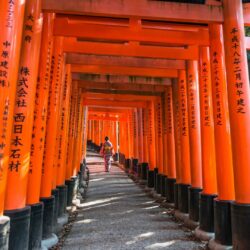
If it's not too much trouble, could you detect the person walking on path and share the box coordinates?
[100,136,114,172]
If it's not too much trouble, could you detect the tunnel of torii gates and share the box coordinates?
[2,0,250,249]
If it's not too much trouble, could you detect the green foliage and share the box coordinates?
[245,27,250,37]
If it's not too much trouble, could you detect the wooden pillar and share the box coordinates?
[72,88,82,176]
[65,83,76,181]
[187,60,203,222]
[56,64,72,186]
[197,46,218,235]
[138,108,144,162]
[133,109,139,160]
[146,101,157,188]
[0,0,26,216]
[5,0,42,209]
[223,0,250,247]
[208,23,236,247]
[148,101,156,171]
[165,86,176,203]
[128,111,134,158]
[52,57,65,190]
[177,69,191,213]
[81,106,88,162]
[172,80,182,206]
[87,120,91,141]
[40,36,64,198]
[27,13,54,205]
[155,98,164,194]
[4,0,42,248]
[142,108,149,163]
[162,93,168,177]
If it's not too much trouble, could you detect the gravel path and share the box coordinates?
[62,153,205,250]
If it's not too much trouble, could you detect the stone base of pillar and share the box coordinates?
[174,209,189,222]
[56,213,69,233]
[137,163,142,178]
[4,206,31,250]
[208,239,232,250]
[147,170,154,188]
[0,215,9,250]
[65,179,75,206]
[194,226,214,242]
[144,186,154,194]
[41,233,58,250]
[149,189,165,202]
[189,187,202,222]
[132,158,138,174]
[138,179,147,186]
[214,199,232,246]
[72,175,79,201]
[29,202,44,250]
[160,175,167,197]
[178,184,190,213]
[231,202,250,250]
[174,209,199,230]
[51,189,59,228]
[141,163,148,180]
[156,173,162,194]
[153,168,158,191]
[174,183,179,209]
[199,193,217,234]
[166,178,176,203]
[57,185,68,217]
[160,201,175,209]
[40,196,55,239]
[183,217,199,230]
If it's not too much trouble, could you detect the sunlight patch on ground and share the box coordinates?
[126,232,155,245]
[80,202,118,211]
[145,240,176,249]
[75,219,97,224]
[143,205,159,210]
[90,178,105,182]
[81,196,124,208]
[141,201,155,205]
[110,209,134,216]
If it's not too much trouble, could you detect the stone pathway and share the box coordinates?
[63,153,205,250]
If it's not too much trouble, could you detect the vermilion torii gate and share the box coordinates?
[1,0,250,250]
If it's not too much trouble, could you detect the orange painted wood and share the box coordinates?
[0,0,26,214]
[64,39,199,60]
[40,36,64,198]
[54,17,209,46]
[42,0,223,23]
[71,64,178,78]
[79,81,167,94]
[52,57,66,189]
[186,60,202,188]
[83,99,148,108]
[66,83,78,180]
[199,46,217,195]
[172,80,182,184]
[56,64,72,186]
[5,0,42,210]
[142,109,149,163]
[177,70,191,185]
[154,100,164,174]
[162,93,168,176]
[165,86,176,179]
[83,92,158,101]
[223,0,250,203]
[209,23,235,201]
[27,13,55,205]
[67,54,185,70]
[147,101,157,170]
